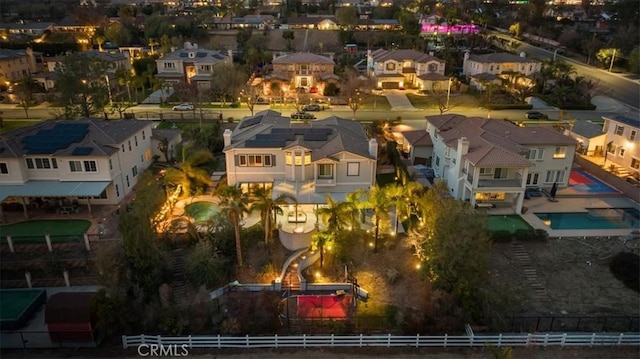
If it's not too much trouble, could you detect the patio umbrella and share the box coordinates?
[550,182,558,200]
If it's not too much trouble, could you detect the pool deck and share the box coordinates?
[521,195,639,238]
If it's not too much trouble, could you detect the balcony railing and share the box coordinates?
[477,179,523,188]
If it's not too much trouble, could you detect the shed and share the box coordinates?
[44,292,98,342]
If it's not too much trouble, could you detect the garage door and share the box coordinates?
[381,82,400,89]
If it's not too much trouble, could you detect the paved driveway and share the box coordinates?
[384,90,417,111]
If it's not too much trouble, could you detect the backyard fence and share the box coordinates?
[122,332,640,349]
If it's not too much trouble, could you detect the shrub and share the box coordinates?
[533,229,549,241]
[491,230,513,242]
[386,268,400,284]
[609,252,640,292]
[514,229,534,241]
[324,83,340,96]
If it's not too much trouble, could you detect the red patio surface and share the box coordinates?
[296,294,353,319]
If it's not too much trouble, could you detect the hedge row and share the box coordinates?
[489,104,534,110]
[491,229,549,242]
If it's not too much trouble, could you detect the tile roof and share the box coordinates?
[0,118,151,158]
[370,49,444,64]
[272,52,335,64]
[426,114,576,167]
[401,130,433,146]
[226,111,373,160]
[0,48,31,60]
[418,73,449,81]
[287,16,336,25]
[468,52,539,64]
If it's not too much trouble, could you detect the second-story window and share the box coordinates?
[163,62,176,69]
[631,130,637,141]
[427,63,437,72]
[615,125,625,135]
[385,62,396,71]
[0,163,8,175]
[553,146,567,159]
[318,164,333,178]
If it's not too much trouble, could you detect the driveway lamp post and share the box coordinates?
[552,46,565,62]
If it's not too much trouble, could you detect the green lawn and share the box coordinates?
[361,95,391,110]
[0,220,91,243]
[487,215,533,233]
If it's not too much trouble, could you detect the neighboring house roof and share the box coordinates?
[357,19,400,26]
[287,17,336,25]
[569,120,605,139]
[80,50,128,62]
[467,53,538,64]
[470,73,499,81]
[318,73,340,80]
[0,22,54,30]
[402,130,433,146]
[264,73,291,81]
[226,111,374,161]
[370,49,444,63]
[160,47,230,63]
[0,118,150,158]
[418,73,449,81]
[0,48,31,60]
[604,115,640,129]
[272,52,334,64]
[426,114,575,167]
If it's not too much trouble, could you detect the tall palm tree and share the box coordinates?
[311,231,334,268]
[163,145,213,197]
[216,185,249,267]
[344,189,366,231]
[364,185,392,253]
[316,194,352,236]
[249,187,295,245]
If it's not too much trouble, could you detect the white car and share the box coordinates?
[172,103,194,111]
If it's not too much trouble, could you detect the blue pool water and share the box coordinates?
[184,202,220,223]
[536,208,640,230]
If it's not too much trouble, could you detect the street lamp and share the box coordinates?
[553,46,566,62]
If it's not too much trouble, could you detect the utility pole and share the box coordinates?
[446,78,452,109]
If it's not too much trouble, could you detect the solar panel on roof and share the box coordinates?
[303,133,328,141]
[245,140,286,148]
[72,147,93,155]
[212,53,225,60]
[196,52,206,57]
[239,116,262,129]
[23,123,89,154]
[179,53,188,57]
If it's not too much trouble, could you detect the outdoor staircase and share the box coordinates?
[170,249,189,306]
[511,242,550,303]
[281,252,309,293]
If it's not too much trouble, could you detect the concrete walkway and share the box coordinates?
[384,90,418,111]
[141,88,174,104]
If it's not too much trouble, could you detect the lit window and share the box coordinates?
[285,152,292,165]
[553,146,566,159]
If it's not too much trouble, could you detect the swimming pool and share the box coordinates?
[535,208,639,230]
[569,170,619,193]
[184,201,220,223]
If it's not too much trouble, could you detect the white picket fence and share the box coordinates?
[122,332,640,349]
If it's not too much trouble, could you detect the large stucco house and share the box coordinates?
[462,52,541,91]
[262,52,339,97]
[0,48,43,86]
[0,119,162,213]
[367,49,448,90]
[424,114,576,214]
[223,110,377,248]
[600,115,639,179]
[155,42,233,90]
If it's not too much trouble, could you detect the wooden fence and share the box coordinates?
[122,332,640,349]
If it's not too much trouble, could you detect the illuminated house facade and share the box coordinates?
[262,52,339,96]
[155,42,233,90]
[367,49,448,90]
[425,114,576,213]
[600,115,639,179]
[462,52,541,91]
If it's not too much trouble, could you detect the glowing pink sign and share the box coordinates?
[421,24,479,35]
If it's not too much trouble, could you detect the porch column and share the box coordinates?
[87,197,92,214]
[21,197,28,218]
[515,192,524,215]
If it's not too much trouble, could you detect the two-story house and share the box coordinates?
[462,52,541,91]
[425,114,576,214]
[367,49,447,90]
[286,17,338,30]
[600,115,639,179]
[0,48,43,86]
[223,110,377,225]
[0,119,159,212]
[263,52,339,96]
[155,42,233,90]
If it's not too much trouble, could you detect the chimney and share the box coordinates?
[429,51,434,57]
[170,46,177,53]
[223,129,232,147]
[457,137,469,155]
[520,51,526,58]
[329,53,334,61]
[368,138,378,159]
[193,43,198,49]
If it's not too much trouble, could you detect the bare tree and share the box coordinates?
[340,69,366,120]
[210,63,247,107]
[239,85,260,116]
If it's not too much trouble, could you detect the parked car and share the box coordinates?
[255,97,269,104]
[172,103,194,111]
[525,111,549,120]
[303,104,322,111]
[291,111,316,120]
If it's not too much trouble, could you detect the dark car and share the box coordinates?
[255,97,269,104]
[303,104,322,111]
[526,111,549,120]
[291,111,316,120]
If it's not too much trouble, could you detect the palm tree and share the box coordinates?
[364,185,392,253]
[249,187,295,245]
[216,185,249,267]
[344,189,366,231]
[316,194,352,236]
[163,146,213,197]
[311,231,334,268]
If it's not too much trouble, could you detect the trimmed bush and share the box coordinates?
[491,230,513,242]
[609,252,640,292]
